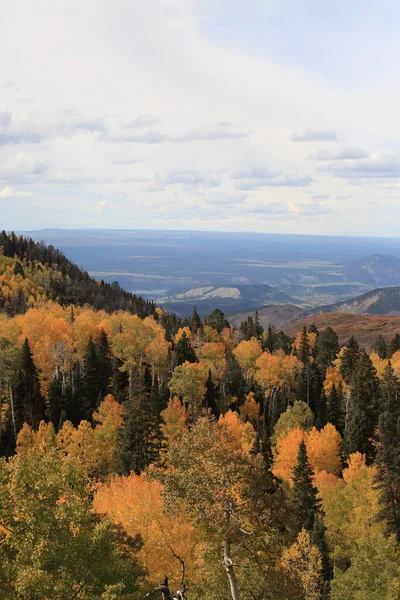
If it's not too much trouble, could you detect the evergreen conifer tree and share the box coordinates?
[111,356,129,404]
[315,326,339,372]
[340,336,361,382]
[389,333,400,357]
[96,329,112,399]
[203,369,220,417]
[292,440,320,534]
[207,308,230,333]
[298,326,311,364]
[375,362,400,541]
[327,383,344,435]
[175,331,197,365]
[345,351,380,462]
[14,338,46,434]
[117,370,161,475]
[372,335,388,359]
[190,306,202,335]
[81,336,100,420]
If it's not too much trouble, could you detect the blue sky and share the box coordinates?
[1,0,400,235]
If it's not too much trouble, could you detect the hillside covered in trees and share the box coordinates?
[1,235,400,599]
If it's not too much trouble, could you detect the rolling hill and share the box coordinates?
[311,286,400,316]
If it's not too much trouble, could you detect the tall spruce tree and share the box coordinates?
[372,335,388,359]
[117,369,161,475]
[375,362,400,541]
[389,333,400,357]
[175,331,197,365]
[81,336,100,420]
[96,329,112,399]
[298,326,311,365]
[315,326,339,372]
[345,351,380,462]
[340,336,361,382]
[191,306,202,335]
[111,356,129,404]
[203,369,220,417]
[327,383,345,435]
[292,440,320,534]
[14,338,46,434]
[207,308,230,333]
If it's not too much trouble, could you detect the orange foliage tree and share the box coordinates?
[273,424,342,485]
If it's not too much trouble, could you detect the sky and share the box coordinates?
[1,0,400,236]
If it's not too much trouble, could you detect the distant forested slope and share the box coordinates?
[0,230,157,317]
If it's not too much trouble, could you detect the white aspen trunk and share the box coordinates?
[129,366,132,402]
[8,378,16,439]
[224,537,240,600]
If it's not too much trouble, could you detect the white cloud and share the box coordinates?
[231,167,313,189]
[318,154,400,181]
[290,128,338,142]
[96,199,110,213]
[0,185,32,198]
[309,147,370,161]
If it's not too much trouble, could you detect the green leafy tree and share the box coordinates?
[0,438,144,599]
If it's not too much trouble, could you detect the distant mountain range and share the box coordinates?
[340,254,400,287]
[164,256,400,317]
[161,284,298,317]
[229,285,400,334]
[311,285,400,316]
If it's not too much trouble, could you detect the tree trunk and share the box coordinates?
[224,537,240,600]
[8,378,16,440]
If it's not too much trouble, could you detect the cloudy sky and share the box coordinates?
[1,0,400,235]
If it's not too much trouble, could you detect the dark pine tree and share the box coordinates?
[315,326,339,372]
[81,336,101,420]
[117,369,161,476]
[96,329,113,399]
[14,338,46,434]
[339,336,361,383]
[389,333,400,358]
[292,440,320,534]
[207,308,230,333]
[372,335,388,359]
[298,326,311,365]
[262,325,276,354]
[112,356,129,404]
[203,369,220,417]
[312,514,333,585]
[315,388,327,430]
[327,383,345,436]
[375,362,400,541]
[190,306,202,335]
[345,351,380,463]
[175,331,198,365]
